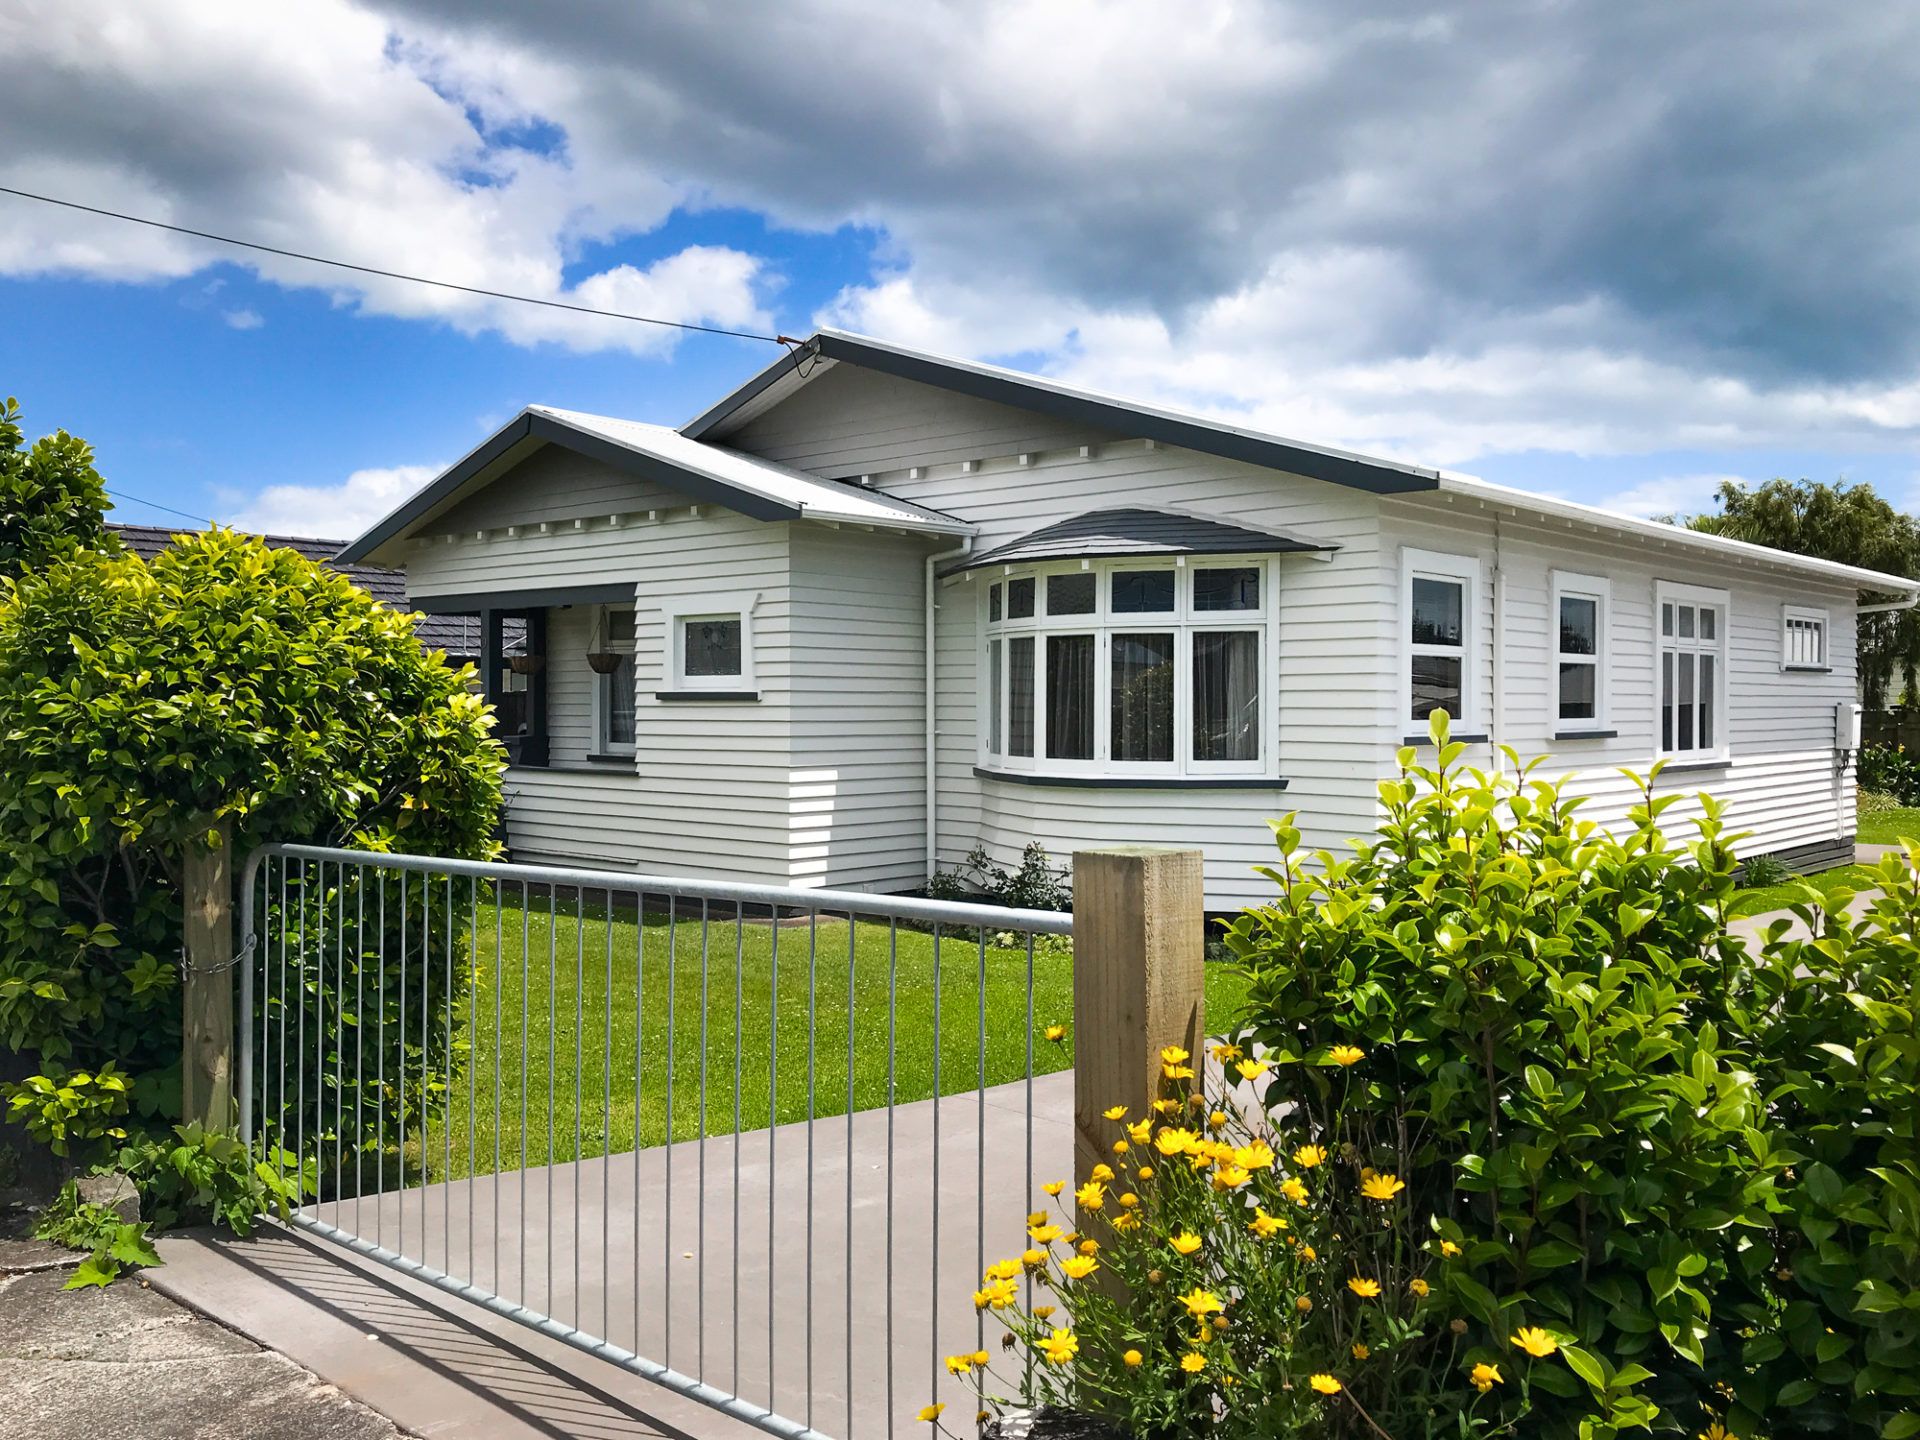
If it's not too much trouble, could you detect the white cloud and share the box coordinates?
[1594,473,1744,522]
[225,463,439,539]
[222,308,263,330]
[0,0,771,355]
[9,0,1920,467]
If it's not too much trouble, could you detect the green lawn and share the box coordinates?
[1728,863,1881,919]
[424,894,1251,1180]
[1858,791,1920,847]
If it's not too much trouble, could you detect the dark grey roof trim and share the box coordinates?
[412,583,634,614]
[337,410,802,563]
[947,507,1337,574]
[685,331,1441,498]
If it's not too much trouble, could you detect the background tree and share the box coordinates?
[0,396,117,577]
[1685,477,1920,709]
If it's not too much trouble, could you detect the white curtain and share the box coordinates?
[1193,631,1259,761]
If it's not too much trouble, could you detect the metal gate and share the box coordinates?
[239,843,1073,1439]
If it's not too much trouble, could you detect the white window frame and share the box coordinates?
[976,556,1279,781]
[662,594,759,696]
[1655,580,1730,762]
[591,604,637,756]
[1400,548,1480,736]
[1551,570,1611,736]
[1781,604,1830,672]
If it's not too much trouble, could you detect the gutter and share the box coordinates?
[1860,592,1920,615]
[925,537,974,882]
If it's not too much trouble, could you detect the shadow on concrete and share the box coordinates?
[246,1230,698,1440]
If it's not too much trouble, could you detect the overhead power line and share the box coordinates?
[106,488,216,526]
[0,185,794,345]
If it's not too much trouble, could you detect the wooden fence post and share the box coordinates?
[1072,847,1205,1220]
[182,818,235,1131]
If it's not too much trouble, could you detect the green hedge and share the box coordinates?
[0,529,503,1188]
[1222,716,1920,1439]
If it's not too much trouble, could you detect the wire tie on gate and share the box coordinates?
[179,931,258,975]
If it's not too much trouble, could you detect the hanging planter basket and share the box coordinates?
[508,654,546,676]
[586,651,624,674]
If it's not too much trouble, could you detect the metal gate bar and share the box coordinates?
[239,843,1072,1440]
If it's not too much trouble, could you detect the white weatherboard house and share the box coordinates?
[340,332,1920,908]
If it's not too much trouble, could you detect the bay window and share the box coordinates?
[1657,582,1728,759]
[980,559,1275,779]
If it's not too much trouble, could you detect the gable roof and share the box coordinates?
[338,404,973,564]
[949,507,1337,573]
[686,330,1920,597]
[683,329,1444,496]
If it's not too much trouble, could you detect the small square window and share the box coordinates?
[1783,607,1827,669]
[1006,576,1036,619]
[1047,572,1097,615]
[681,615,742,678]
[1112,570,1175,613]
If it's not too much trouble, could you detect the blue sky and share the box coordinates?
[3,2,1918,538]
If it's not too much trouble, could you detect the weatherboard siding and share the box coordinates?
[402,452,811,885]
[387,365,1859,908]
[722,361,1102,477]
[788,524,931,891]
[1377,495,1857,859]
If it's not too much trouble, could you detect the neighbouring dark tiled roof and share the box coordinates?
[946,507,1339,572]
[107,524,496,658]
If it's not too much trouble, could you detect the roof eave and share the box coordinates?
[684,330,1441,498]
[1432,475,1920,595]
[338,408,807,564]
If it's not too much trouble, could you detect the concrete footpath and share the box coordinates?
[0,1223,407,1440]
[148,1070,1078,1440]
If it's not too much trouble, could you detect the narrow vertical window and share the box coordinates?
[1552,574,1608,730]
[599,607,636,751]
[1657,588,1726,758]
[1046,633,1095,760]
[987,638,1003,754]
[1111,632,1174,762]
[1008,636,1034,757]
[1409,574,1465,721]
[1193,631,1260,761]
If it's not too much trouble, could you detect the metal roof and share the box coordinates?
[338,405,974,564]
[947,507,1338,573]
[684,329,1444,496]
[107,523,506,657]
[1427,475,1920,595]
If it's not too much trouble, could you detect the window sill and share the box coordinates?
[974,766,1288,790]
[1402,732,1490,745]
[653,689,761,702]
[1553,728,1618,740]
[1781,665,1833,674]
[1657,756,1731,774]
[584,752,635,765]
